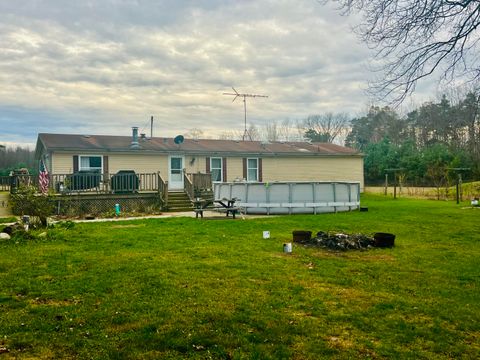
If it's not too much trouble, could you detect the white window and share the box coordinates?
[79,155,102,173]
[247,158,258,182]
[210,157,223,182]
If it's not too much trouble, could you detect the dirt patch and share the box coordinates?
[464,331,480,349]
[28,297,79,307]
[328,335,354,349]
[291,310,318,319]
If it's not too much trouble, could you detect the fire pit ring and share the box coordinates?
[292,230,312,243]
[373,233,395,248]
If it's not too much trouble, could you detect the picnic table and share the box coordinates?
[192,197,240,219]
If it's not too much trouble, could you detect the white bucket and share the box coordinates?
[283,242,292,253]
[263,231,270,239]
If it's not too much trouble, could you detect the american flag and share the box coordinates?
[39,159,49,194]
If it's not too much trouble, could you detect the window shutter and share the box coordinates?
[242,158,247,179]
[222,158,227,182]
[206,157,210,173]
[73,155,79,173]
[103,155,109,180]
[258,158,263,182]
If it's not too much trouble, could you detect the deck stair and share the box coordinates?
[166,191,194,212]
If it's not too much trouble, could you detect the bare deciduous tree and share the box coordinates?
[186,128,204,140]
[278,119,303,141]
[219,124,261,141]
[247,124,261,141]
[218,120,305,142]
[326,0,480,103]
[264,122,278,142]
[256,119,305,142]
[218,131,238,140]
[301,113,351,143]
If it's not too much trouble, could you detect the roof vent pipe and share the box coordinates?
[131,127,140,148]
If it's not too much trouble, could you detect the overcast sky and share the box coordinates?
[0,0,437,148]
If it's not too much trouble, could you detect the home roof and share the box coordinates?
[37,133,361,157]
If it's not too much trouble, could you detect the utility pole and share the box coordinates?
[223,87,268,141]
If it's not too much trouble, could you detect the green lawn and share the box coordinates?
[1,195,479,359]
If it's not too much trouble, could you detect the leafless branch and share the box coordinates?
[325,0,480,104]
[301,113,351,143]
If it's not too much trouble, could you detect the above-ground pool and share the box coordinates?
[214,181,360,215]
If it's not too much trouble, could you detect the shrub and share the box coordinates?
[9,186,55,227]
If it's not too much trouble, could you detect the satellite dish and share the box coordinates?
[174,135,184,145]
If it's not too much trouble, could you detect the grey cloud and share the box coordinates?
[0,105,84,138]
[0,1,231,34]
[0,1,436,145]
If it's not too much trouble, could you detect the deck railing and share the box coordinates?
[5,172,212,210]
[190,173,213,191]
[49,172,159,193]
[157,172,168,205]
[184,171,194,201]
[6,174,38,192]
[0,176,11,191]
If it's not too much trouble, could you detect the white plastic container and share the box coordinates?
[283,242,292,253]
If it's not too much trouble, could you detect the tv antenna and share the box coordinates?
[223,87,268,141]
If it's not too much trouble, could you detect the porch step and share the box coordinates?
[166,191,193,212]
[168,193,190,199]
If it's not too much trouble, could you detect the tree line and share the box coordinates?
[0,146,36,176]
[344,92,480,186]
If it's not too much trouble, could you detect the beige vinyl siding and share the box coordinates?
[51,152,169,176]
[108,154,168,175]
[109,154,208,175]
[224,157,244,181]
[52,153,209,178]
[262,157,364,190]
[52,153,75,174]
[184,155,207,174]
[52,153,204,176]
[218,156,363,188]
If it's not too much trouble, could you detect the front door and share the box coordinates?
[168,156,184,190]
